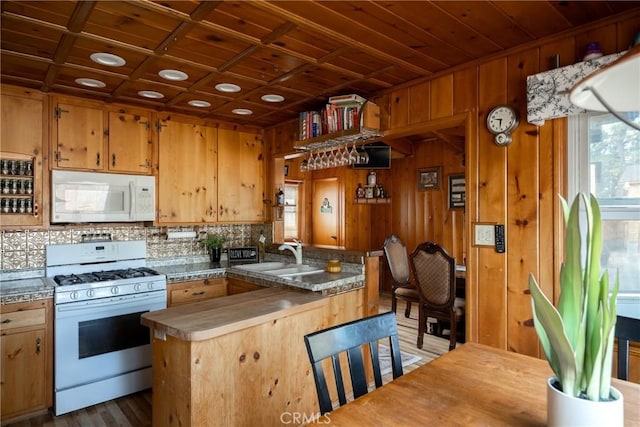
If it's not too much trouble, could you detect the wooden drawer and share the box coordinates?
[168,278,227,307]
[0,308,45,332]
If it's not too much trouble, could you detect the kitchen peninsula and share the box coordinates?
[141,252,381,427]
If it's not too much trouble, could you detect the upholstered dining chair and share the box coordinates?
[383,235,419,318]
[615,315,640,381]
[303,311,403,415]
[410,241,465,351]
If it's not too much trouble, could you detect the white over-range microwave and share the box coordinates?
[51,170,155,223]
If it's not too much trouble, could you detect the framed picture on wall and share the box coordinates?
[417,167,441,191]
[448,174,466,209]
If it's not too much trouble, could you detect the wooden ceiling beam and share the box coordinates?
[42,1,97,90]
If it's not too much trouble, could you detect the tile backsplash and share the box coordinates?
[1,223,272,273]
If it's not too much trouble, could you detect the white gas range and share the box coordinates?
[46,240,167,416]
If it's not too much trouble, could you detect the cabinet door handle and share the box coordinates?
[96,152,101,166]
[139,159,151,168]
[112,153,116,167]
[191,291,205,296]
[36,337,41,355]
[55,151,69,162]
[1,318,11,324]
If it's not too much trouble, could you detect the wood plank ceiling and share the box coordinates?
[1,1,637,128]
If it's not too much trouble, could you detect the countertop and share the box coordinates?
[141,287,327,341]
[1,256,365,304]
[0,277,53,304]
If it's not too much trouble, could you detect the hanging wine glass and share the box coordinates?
[349,143,359,165]
[300,158,308,173]
[307,152,316,171]
[327,150,336,168]
[320,151,329,169]
[359,146,370,164]
[339,146,350,166]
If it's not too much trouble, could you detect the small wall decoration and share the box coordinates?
[320,197,332,213]
[448,174,466,209]
[417,167,441,191]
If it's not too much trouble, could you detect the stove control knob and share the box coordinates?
[134,283,142,292]
[147,283,154,290]
[70,291,79,300]
[87,289,95,298]
[111,286,119,295]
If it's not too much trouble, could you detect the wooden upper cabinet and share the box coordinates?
[1,85,48,228]
[106,107,152,174]
[52,98,105,171]
[157,116,217,224]
[52,97,153,174]
[217,128,264,222]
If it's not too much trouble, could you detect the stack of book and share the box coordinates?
[298,94,367,140]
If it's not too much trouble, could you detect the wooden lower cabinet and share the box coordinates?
[227,277,265,295]
[167,278,227,307]
[150,288,367,426]
[0,299,53,423]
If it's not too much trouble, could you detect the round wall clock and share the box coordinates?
[486,105,519,146]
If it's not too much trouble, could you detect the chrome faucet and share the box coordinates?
[278,239,303,264]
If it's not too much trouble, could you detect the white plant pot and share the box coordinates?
[547,377,624,427]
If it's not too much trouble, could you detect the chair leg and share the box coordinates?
[404,301,412,318]
[391,292,397,314]
[417,305,425,349]
[448,315,457,351]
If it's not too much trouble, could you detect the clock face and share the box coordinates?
[487,105,519,134]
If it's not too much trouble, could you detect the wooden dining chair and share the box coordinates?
[615,315,640,381]
[410,242,465,351]
[303,311,403,415]
[383,235,419,318]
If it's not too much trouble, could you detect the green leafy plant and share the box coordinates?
[202,233,226,249]
[529,193,618,402]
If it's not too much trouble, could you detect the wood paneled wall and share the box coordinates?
[264,11,640,357]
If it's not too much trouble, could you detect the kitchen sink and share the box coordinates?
[263,265,325,277]
[232,262,289,272]
[233,262,324,277]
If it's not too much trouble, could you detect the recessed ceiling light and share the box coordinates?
[261,94,285,103]
[232,108,253,115]
[158,69,189,81]
[188,100,211,108]
[138,90,164,99]
[215,83,241,93]
[75,78,106,88]
[90,52,126,67]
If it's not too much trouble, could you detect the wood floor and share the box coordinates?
[4,294,450,427]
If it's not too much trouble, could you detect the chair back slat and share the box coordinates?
[615,315,640,381]
[304,312,403,414]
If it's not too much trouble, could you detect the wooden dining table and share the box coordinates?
[307,342,640,426]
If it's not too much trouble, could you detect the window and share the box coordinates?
[569,112,640,294]
[284,182,300,240]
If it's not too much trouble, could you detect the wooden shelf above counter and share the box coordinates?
[353,198,391,204]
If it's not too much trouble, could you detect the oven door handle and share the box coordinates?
[56,291,165,312]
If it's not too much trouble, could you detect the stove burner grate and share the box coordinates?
[54,267,160,286]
